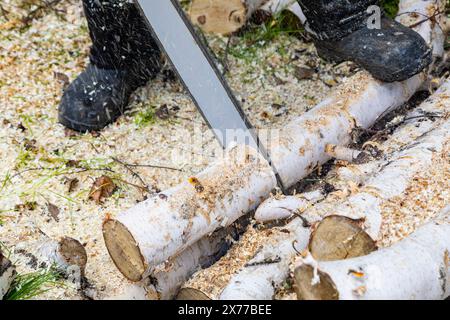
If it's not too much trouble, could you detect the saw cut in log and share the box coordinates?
[0,251,16,300]
[189,0,305,35]
[176,288,211,300]
[103,0,446,283]
[295,206,450,300]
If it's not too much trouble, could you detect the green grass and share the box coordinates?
[381,0,401,18]
[4,268,63,300]
[226,10,304,64]
[134,105,157,127]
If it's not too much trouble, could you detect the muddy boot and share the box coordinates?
[297,0,432,82]
[59,0,161,132]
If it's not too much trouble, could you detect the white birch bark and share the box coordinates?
[311,120,449,241]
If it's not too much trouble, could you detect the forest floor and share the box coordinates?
[0,0,448,300]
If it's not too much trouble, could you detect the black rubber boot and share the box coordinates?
[297,0,432,82]
[59,0,161,132]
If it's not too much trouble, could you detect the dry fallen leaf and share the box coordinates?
[155,104,170,120]
[294,66,315,80]
[89,176,116,204]
[66,177,79,193]
[47,202,60,222]
[54,71,70,89]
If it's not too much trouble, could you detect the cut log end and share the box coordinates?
[294,264,339,300]
[189,0,247,35]
[176,288,211,300]
[58,237,88,270]
[103,220,145,282]
[309,216,377,261]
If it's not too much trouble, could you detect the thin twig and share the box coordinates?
[111,157,182,172]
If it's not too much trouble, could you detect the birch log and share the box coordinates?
[147,219,248,300]
[103,0,446,282]
[189,0,305,35]
[37,237,87,274]
[0,251,16,300]
[333,79,450,188]
[256,69,450,225]
[295,206,450,300]
[107,232,229,300]
[107,219,248,300]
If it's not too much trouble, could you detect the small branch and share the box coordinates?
[110,157,182,172]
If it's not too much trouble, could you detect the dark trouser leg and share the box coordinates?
[83,0,161,83]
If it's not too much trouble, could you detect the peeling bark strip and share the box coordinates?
[325,145,370,164]
[254,189,324,222]
[103,0,446,283]
[295,206,450,300]
[0,251,16,300]
[189,0,304,35]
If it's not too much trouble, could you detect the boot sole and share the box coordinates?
[316,44,433,83]
[59,113,121,133]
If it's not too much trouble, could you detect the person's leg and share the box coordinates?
[59,0,162,132]
[297,0,432,82]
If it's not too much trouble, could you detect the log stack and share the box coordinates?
[102,0,448,300]
[179,76,449,300]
